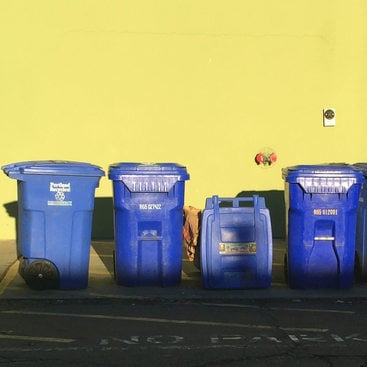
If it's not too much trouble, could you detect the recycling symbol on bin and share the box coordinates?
[54,191,65,201]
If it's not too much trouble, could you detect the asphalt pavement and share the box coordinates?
[1,239,367,301]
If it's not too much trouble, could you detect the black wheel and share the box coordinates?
[112,250,116,280]
[284,253,289,284]
[22,260,59,290]
[354,252,363,283]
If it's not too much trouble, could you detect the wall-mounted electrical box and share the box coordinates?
[323,108,336,127]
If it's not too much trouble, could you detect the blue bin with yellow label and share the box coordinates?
[108,162,189,286]
[2,161,104,290]
[200,195,272,289]
[282,164,364,289]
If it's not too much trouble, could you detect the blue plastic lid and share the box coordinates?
[108,162,189,181]
[283,164,364,180]
[282,164,364,193]
[2,160,105,179]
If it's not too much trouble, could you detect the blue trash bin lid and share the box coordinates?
[282,164,364,193]
[2,160,105,179]
[108,162,189,181]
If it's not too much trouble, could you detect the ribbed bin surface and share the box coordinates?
[108,162,189,287]
[200,195,272,289]
[2,161,104,290]
[282,164,364,289]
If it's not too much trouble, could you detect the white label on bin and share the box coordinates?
[139,203,162,210]
[47,182,72,206]
[219,242,257,255]
[49,182,71,192]
[313,208,338,216]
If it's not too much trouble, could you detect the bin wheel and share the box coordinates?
[284,253,289,284]
[22,260,59,290]
[354,252,364,283]
[112,250,116,280]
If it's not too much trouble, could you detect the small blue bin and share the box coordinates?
[200,195,273,289]
[2,161,104,290]
[353,163,367,280]
[108,162,189,286]
[282,164,364,289]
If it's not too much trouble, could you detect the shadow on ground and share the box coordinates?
[91,239,287,288]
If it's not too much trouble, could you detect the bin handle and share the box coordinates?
[210,195,260,229]
[209,196,258,209]
[314,236,335,241]
[211,195,261,244]
[211,195,259,212]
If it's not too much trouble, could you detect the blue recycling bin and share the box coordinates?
[282,164,364,289]
[354,163,367,281]
[2,161,105,290]
[108,162,189,286]
[200,195,273,289]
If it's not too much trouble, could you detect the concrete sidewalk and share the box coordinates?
[1,239,367,301]
[0,240,17,283]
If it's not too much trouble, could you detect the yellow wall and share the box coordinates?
[1,1,367,239]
